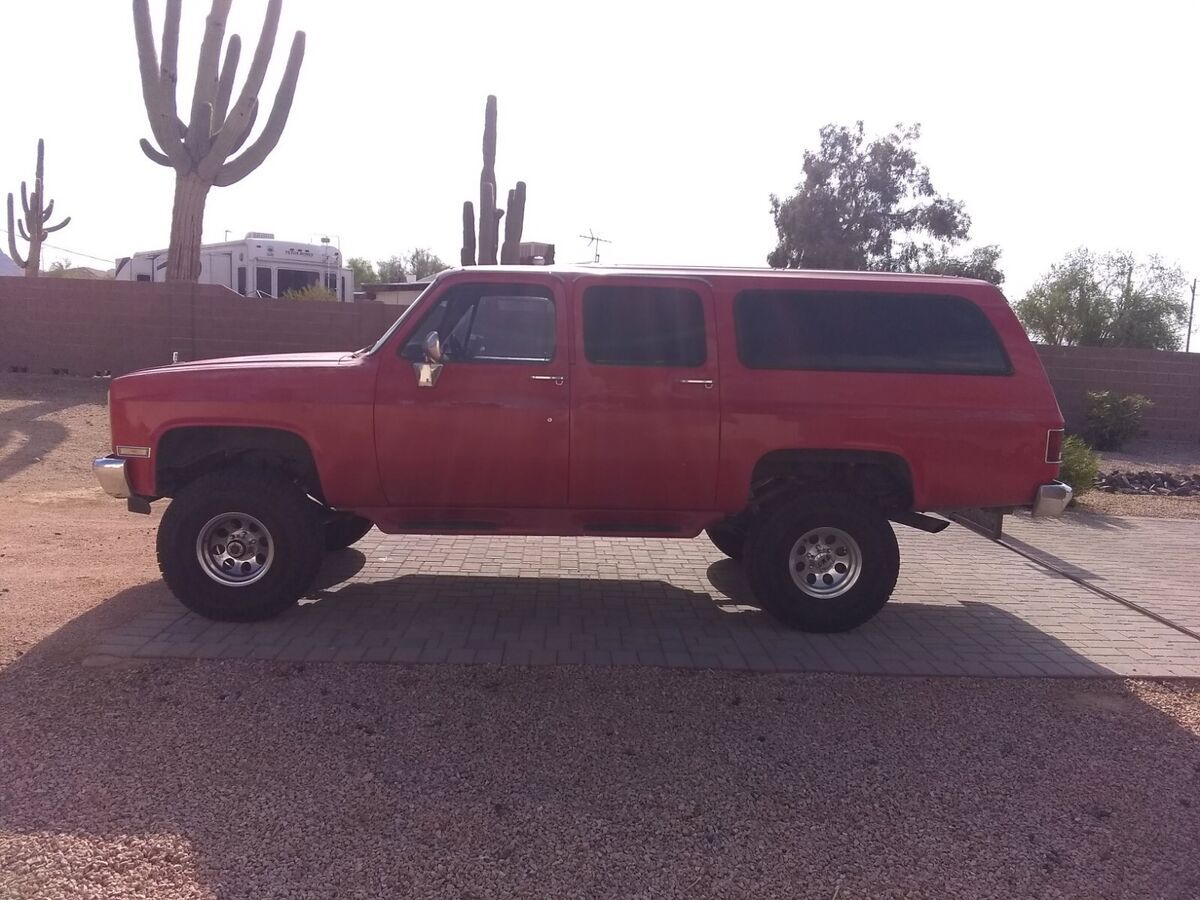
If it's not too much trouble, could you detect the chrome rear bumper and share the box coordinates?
[93,456,132,499]
[1032,481,1072,517]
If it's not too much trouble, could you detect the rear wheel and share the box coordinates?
[157,467,323,622]
[323,512,373,551]
[744,492,899,632]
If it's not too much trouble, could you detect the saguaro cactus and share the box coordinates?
[132,0,306,282]
[461,95,527,266]
[6,139,71,277]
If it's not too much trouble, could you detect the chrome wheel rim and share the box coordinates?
[788,527,862,598]
[196,512,274,587]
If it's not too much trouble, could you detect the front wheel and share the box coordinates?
[323,512,373,551]
[157,467,323,622]
[744,492,899,632]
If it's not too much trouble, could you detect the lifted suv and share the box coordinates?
[95,265,1070,631]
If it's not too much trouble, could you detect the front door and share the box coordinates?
[568,277,721,510]
[374,277,570,509]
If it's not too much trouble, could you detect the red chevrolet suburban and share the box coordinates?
[94,266,1070,632]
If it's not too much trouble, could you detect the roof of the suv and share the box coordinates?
[450,264,994,288]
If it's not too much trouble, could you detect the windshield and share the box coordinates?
[363,274,446,356]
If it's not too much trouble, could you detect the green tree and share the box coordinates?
[346,257,377,286]
[404,248,449,280]
[1015,249,1188,350]
[375,255,407,282]
[768,122,1001,281]
[917,245,1005,284]
[369,249,450,283]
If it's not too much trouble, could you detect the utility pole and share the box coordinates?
[1188,278,1196,353]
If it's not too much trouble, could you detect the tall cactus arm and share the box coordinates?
[17,220,31,242]
[34,139,45,183]
[45,216,71,234]
[213,32,305,187]
[42,199,54,221]
[19,182,30,216]
[461,201,477,266]
[213,34,242,126]
[132,0,190,170]
[186,0,234,159]
[6,195,27,269]
[228,100,259,156]
[200,0,283,178]
[160,0,181,83]
[501,181,527,265]
[480,95,497,190]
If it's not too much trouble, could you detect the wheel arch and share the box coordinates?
[748,448,916,514]
[154,425,324,501]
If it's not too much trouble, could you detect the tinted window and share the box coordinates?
[734,290,1011,375]
[278,268,318,295]
[256,267,272,295]
[237,266,247,295]
[582,286,706,367]
[402,283,555,363]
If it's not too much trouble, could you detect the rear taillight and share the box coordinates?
[1045,429,1064,464]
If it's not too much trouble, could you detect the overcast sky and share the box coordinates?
[2,0,1197,313]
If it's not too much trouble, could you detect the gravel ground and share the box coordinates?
[2,659,1199,899]
[2,373,1200,898]
[1078,439,1200,520]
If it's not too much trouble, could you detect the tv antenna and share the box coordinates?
[578,228,612,263]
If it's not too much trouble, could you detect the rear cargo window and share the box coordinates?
[582,286,706,367]
[733,290,1012,375]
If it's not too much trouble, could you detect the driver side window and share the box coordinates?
[401,283,556,364]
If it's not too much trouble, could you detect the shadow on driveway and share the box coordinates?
[78,551,1135,678]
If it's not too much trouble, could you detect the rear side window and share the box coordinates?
[734,290,1011,375]
[582,285,706,367]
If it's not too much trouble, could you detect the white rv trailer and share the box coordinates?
[115,233,355,302]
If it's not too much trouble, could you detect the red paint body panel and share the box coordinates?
[373,274,571,507]
[567,275,722,510]
[103,265,1064,535]
[108,352,383,505]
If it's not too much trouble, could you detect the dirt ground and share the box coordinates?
[2,373,1199,899]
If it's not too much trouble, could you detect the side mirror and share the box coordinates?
[424,331,443,363]
[414,330,444,388]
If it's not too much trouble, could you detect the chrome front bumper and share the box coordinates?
[93,456,132,499]
[1032,481,1072,517]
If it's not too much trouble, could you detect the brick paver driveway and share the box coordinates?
[1004,511,1200,637]
[92,514,1200,678]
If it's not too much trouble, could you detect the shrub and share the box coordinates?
[1058,435,1099,497]
[281,283,338,302]
[1082,390,1152,450]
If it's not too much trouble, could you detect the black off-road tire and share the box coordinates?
[323,513,373,551]
[157,467,323,622]
[705,521,747,561]
[744,492,899,633]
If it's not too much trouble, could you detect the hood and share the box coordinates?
[138,351,356,374]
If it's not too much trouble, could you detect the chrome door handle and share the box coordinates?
[530,375,565,385]
[679,379,714,389]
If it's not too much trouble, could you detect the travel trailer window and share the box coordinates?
[237,267,247,295]
[278,268,319,296]
[256,267,272,296]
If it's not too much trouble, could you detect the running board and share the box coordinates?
[890,511,952,534]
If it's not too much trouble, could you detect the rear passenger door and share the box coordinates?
[569,277,720,510]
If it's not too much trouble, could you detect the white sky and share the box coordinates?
[2,0,1197,308]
